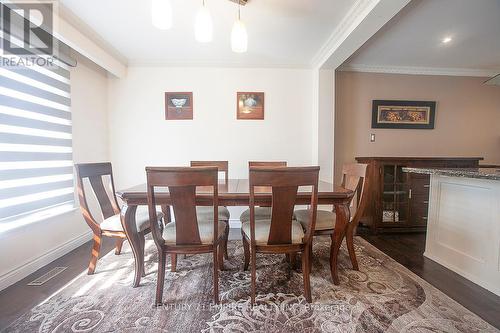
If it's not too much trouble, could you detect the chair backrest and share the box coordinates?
[75,163,120,232]
[340,163,369,224]
[190,161,228,183]
[249,161,287,168]
[146,167,219,248]
[249,166,319,245]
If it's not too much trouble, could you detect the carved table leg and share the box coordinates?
[120,204,143,287]
[138,231,146,277]
[330,202,351,285]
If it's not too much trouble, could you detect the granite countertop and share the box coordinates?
[403,167,500,181]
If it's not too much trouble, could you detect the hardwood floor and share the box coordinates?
[0,237,115,330]
[362,233,500,329]
[1,230,499,330]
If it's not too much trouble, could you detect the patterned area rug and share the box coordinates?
[5,236,498,333]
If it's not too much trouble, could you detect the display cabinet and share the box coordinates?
[355,157,483,234]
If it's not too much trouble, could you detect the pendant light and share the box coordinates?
[151,0,173,30]
[231,0,248,53]
[194,0,213,43]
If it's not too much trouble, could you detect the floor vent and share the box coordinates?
[28,267,67,286]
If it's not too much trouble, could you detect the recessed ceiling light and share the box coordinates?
[442,37,452,44]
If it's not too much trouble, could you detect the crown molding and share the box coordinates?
[57,3,127,77]
[338,64,500,77]
[310,0,380,69]
[126,59,309,69]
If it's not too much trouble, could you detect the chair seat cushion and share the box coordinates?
[242,219,305,245]
[240,207,297,223]
[100,206,163,232]
[239,207,272,223]
[162,220,227,245]
[196,206,230,221]
[294,209,353,231]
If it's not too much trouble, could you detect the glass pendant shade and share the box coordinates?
[231,19,248,53]
[151,0,173,30]
[194,2,213,43]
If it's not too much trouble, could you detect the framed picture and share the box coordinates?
[372,100,436,129]
[237,92,264,120]
[165,92,193,120]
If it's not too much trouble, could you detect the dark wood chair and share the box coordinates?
[75,162,163,275]
[294,163,369,284]
[240,161,288,223]
[191,160,229,184]
[190,161,230,259]
[242,166,319,304]
[146,167,226,305]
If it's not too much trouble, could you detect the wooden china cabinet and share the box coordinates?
[355,157,483,234]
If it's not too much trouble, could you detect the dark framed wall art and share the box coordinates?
[165,92,193,120]
[372,100,436,129]
[237,92,265,120]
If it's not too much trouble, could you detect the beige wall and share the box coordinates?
[334,71,500,182]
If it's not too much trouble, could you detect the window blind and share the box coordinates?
[0,32,74,222]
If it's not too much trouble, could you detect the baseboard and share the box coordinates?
[229,219,242,229]
[424,251,500,297]
[0,230,93,291]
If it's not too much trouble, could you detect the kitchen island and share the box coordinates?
[403,167,500,296]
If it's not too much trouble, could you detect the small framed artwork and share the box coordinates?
[165,92,193,120]
[237,92,264,120]
[372,100,436,129]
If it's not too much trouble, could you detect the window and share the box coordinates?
[0,30,74,227]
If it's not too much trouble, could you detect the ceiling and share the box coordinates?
[343,0,500,74]
[59,0,355,67]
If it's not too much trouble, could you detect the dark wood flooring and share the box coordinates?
[0,231,499,330]
[0,237,115,330]
[361,233,500,329]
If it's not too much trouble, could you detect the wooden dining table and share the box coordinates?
[116,179,354,287]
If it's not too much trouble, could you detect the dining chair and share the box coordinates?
[242,166,319,304]
[190,161,230,259]
[146,166,226,305]
[75,162,164,275]
[294,163,369,284]
[239,161,288,223]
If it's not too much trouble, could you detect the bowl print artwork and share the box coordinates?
[165,92,193,120]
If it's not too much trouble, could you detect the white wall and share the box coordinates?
[318,69,335,183]
[0,65,317,288]
[0,57,109,290]
[108,67,314,187]
[107,66,314,226]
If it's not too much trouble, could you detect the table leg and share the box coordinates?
[120,204,143,287]
[138,231,146,277]
[330,202,351,285]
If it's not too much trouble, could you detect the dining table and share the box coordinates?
[116,179,354,287]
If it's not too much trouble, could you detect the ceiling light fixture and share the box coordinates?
[231,0,248,53]
[442,36,452,44]
[151,0,173,30]
[194,0,213,43]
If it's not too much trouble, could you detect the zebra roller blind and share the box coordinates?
[0,36,73,222]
